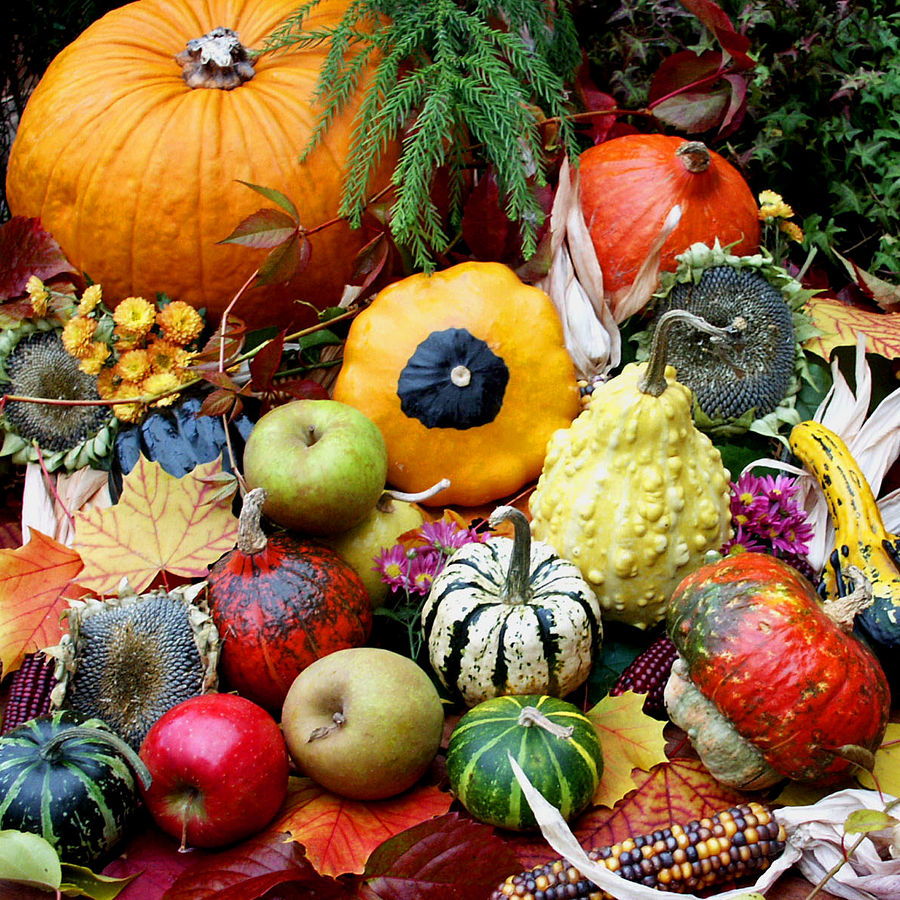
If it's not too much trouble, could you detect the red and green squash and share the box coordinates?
[447,694,602,831]
[665,551,890,789]
[207,488,372,711]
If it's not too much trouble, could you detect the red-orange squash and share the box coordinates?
[5,0,396,331]
[579,135,760,300]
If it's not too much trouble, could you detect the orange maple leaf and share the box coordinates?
[0,530,83,676]
[72,456,238,594]
[278,777,453,878]
[804,296,900,360]
[586,691,668,808]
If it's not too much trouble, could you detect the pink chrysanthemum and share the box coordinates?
[374,545,411,591]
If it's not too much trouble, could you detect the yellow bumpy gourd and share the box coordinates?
[529,310,733,629]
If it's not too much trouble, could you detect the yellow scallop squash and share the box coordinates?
[333,262,581,508]
[528,310,732,629]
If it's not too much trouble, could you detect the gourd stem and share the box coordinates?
[237,488,269,555]
[822,565,874,632]
[382,478,451,506]
[638,309,741,397]
[38,725,152,790]
[175,28,256,90]
[675,141,712,174]
[488,506,532,604]
[517,706,574,739]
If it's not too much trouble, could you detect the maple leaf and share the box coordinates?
[586,691,669,808]
[803,295,900,360]
[359,812,521,900]
[0,530,83,677]
[72,457,238,594]
[279,777,453,879]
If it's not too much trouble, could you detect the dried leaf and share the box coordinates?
[0,216,77,301]
[279,777,453,878]
[587,692,669,808]
[71,457,239,594]
[855,723,900,799]
[359,812,521,900]
[803,295,900,360]
[835,250,900,311]
[0,530,82,676]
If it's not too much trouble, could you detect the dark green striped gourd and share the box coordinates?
[421,505,602,707]
[447,694,603,831]
[0,709,150,866]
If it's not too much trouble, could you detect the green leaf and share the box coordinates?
[843,808,900,835]
[60,862,140,899]
[217,208,299,249]
[234,180,301,220]
[0,830,61,890]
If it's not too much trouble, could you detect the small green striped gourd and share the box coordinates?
[447,694,602,831]
[421,505,602,707]
[0,709,150,866]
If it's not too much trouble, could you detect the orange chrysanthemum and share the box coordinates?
[156,300,204,346]
[113,296,155,338]
[26,275,50,318]
[110,380,146,424]
[116,348,151,382]
[78,284,103,316]
[142,371,182,407]
[96,366,122,399]
[146,337,191,374]
[78,341,111,375]
[61,316,98,359]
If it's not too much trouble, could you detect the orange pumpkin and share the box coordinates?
[579,135,760,301]
[5,0,396,331]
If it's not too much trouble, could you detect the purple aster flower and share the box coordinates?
[407,553,443,596]
[374,545,411,591]
[418,517,486,555]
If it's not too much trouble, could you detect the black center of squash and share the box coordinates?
[397,328,510,429]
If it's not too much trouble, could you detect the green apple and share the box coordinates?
[280,647,445,800]
[324,479,449,607]
[242,399,388,536]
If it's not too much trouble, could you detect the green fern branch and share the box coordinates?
[259,0,581,270]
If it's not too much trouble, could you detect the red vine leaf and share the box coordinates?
[677,0,755,70]
[359,812,521,900]
[218,207,299,250]
[0,530,83,677]
[834,250,900,312]
[257,231,311,286]
[0,216,77,302]
[279,777,453,878]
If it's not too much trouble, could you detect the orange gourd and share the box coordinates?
[579,135,760,300]
[6,0,395,331]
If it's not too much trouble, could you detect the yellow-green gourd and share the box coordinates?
[529,309,733,629]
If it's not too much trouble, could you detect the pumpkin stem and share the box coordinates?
[382,478,451,507]
[822,565,875,632]
[488,505,533,603]
[675,141,712,174]
[639,308,744,397]
[175,28,256,90]
[517,705,575,739]
[38,725,152,790]
[237,488,269,555]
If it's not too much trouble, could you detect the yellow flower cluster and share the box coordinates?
[757,189,804,243]
[50,282,205,424]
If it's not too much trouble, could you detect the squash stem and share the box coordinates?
[38,725,152,790]
[488,505,533,603]
[639,308,742,397]
[517,705,574,739]
[237,488,269,555]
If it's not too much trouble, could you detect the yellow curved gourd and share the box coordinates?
[529,310,733,629]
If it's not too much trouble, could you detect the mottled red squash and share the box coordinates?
[665,552,890,789]
[207,489,372,711]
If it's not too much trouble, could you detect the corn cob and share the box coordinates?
[1,651,57,734]
[490,802,786,899]
[610,635,678,718]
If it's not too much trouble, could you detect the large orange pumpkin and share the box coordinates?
[5,0,395,331]
[579,135,760,302]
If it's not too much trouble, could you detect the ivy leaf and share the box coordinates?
[0,530,82,677]
[71,457,239,594]
[586,692,669,808]
[217,208,300,250]
[803,295,900,360]
[359,812,521,900]
[279,777,453,878]
[855,723,900,798]
[0,216,77,302]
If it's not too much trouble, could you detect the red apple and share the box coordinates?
[138,693,289,849]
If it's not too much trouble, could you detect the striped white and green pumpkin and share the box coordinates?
[447,693,603,831]
[421,505,602,707]
[0,709,150,866]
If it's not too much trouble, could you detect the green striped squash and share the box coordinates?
[421,506,602,707]
[447,694,603,831]
[0,709,150,866]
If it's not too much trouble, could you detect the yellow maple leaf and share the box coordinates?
[586,691,668,808]
[855,723,900,799]
[72,457,239,594]
[803,296,900,360]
